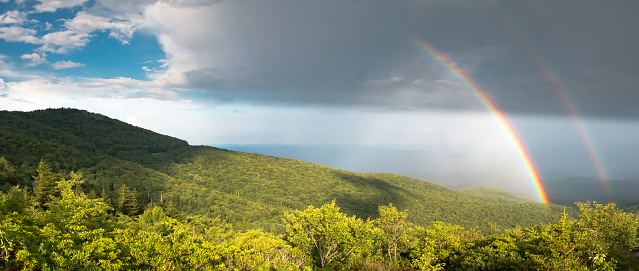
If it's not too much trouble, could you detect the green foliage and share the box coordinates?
[163,200,184,221]
[0,109,189,177]
[1,166,638,270]
[34,159,60,208]
[4,109,638,270]
[0,169,122,270]
[447,204,639,271]
[114,220,224,270]
[574,202,639,269]
[222,229,310,270]
[0,157,22,190]
[372,203,412,267]
[576,201,639,252]
[410,222,479,270]
[116,183,141,216]
[1,108,571,233]
[449,233,527,271]
[284,200,372,269]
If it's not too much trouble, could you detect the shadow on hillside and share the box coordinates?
[137,145,234,170]
[331,172,418,220]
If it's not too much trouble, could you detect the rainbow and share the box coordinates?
[414,38,550,204]
[537,65,611,196]
[497,18,612,199]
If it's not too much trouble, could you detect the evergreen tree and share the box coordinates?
[164,200,184,221]
[33,160,59,209]
[117,184,141,216]
[87,189,98,199]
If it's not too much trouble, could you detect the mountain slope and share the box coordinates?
[0,108,572,232]
[0,108,188,173]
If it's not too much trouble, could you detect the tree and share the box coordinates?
[117,184,141,216]
[411,222,478,271]
[0,157,21,188]
[374,203,411,265]
[575,201,639,252]
[33,160,59,208]
[164,200,184,221]
[283,200,371,269]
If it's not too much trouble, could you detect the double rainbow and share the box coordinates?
[414,38,550,204]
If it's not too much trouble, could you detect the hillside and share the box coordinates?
[0,108,572,231]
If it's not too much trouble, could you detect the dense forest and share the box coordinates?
[1,108,638,270]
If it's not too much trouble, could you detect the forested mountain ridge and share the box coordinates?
[0,108,188,173]
[1,108,638,270]
[0,108,570,231]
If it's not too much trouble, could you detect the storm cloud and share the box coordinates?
[140,0,639,118]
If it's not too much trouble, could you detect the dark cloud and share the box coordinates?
[152,0,639,119]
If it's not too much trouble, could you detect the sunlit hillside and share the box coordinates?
[0,108,571,231]
[1,108,638,270]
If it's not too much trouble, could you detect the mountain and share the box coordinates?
[216,144,541,198]
[0,108,188,173]
[0,108,572,232]
[547,177,639,206]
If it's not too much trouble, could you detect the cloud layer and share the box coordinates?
[135,0,638,118]
[0,0,638,120]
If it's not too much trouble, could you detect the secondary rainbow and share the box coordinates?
[537,65,612,197]
[497,16,612,199]
[414,38,550,204]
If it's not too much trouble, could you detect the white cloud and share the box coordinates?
[0,75,191,112]
[0,76,200,136]
[21,52,47,66]
[80,76,185,100]
[33,0,90,13]
[0,10,30,25]
[142,2,230,87]
[0,26,39,43]
[98,0,158,12]
[130,87,182,100]
[51,60,85,70]
[0,9,143,54]
[82,76,154,89]
[33,12,143,53]
[37,30,91,53]
[99,0,214,12]
[0,55,49,80]
[65,12,144,44]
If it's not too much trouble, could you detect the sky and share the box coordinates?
[1,0,638,199]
